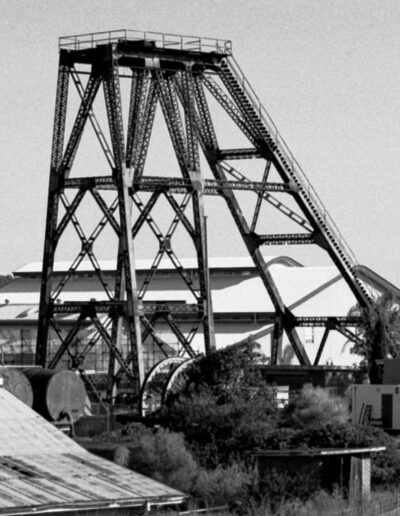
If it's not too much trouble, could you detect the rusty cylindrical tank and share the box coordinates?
[0,367,33,407]
[23,368,86,423]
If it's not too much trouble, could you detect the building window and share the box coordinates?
[304,327,315,344]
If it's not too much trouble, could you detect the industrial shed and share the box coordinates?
[0,385,185,514]
[0,256,395,369]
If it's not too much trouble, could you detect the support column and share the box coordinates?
[350,454,371,508]
[103,45,144,387]
[36,53,70,366]
[183,70,215,353]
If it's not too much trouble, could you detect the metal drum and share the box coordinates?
[0,368,33,407]
[23,369,86,423]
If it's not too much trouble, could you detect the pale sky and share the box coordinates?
[1,0,400,284]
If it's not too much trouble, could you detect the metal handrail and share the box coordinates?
[227,55,359,268]
[59,29,232,55]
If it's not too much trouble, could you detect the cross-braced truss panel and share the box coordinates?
[37,32,369,406]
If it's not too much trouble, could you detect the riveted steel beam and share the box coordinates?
[257,233,315,245]
[38,33,368,408]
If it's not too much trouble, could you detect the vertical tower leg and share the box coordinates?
[103,45,144,387]
[107,247,124,402]
[272,321,284,365]
[36,53,70,366]
[183,70,215,353]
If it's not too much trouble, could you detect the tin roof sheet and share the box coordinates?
[0,388,185,513]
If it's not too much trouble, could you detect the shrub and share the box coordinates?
[280,384,349,428]
[255,489,400,516]
[162,344,279,468]
[97,422,254,508]
[192,463,253,507]
[262,421,391,449]
[258,463,322,507]
[261,421,400,487]
[167,340,264,398]
[349,293,400,383]
[164,387,232,467]
[129,426,199,492]
[96,420,147,442]
[97,422,199,491]
[164,384,279,467]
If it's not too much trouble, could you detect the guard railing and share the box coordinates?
[226,55,359,269]
[59,29,232,55]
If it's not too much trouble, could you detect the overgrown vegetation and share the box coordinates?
[164,382,278,468]
[97,421,253,508]
[349,292,400,382]
[96,343,400,513]
[280,384,348,428]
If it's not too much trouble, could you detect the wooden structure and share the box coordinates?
[254,447,386,505]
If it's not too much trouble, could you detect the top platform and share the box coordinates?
[59,29,232,55]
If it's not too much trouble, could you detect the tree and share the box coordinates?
[171,339,265,397]
[162,342,279,467]
[349,292,400,383]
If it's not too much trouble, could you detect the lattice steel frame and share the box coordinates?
[37,32,369,403]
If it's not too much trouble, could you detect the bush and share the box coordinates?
[95,414,400,510]
[255,489,400,516]
[162,344,279,468]
[261,421,400,487]
[96,420,147,442]
[258,464,322,507]
[97,422,198,491]
[164,384,278,468]
[167,340,264,398]
[280,384,349,428]
[192,463,253,507]
[128,425,199,492]
[262,421,390,449]
[129,425,254,508]
[97,422,253,508]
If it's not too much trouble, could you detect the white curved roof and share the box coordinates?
[14,255,301,275]
[0,262,350,317]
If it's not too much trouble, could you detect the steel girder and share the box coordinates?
[37,35,370,406]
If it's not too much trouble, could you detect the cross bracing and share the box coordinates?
[37,30,371,406]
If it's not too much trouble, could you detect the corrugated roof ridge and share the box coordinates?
[0,388,185,509]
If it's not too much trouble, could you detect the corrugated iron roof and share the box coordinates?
[0,388,185,514]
